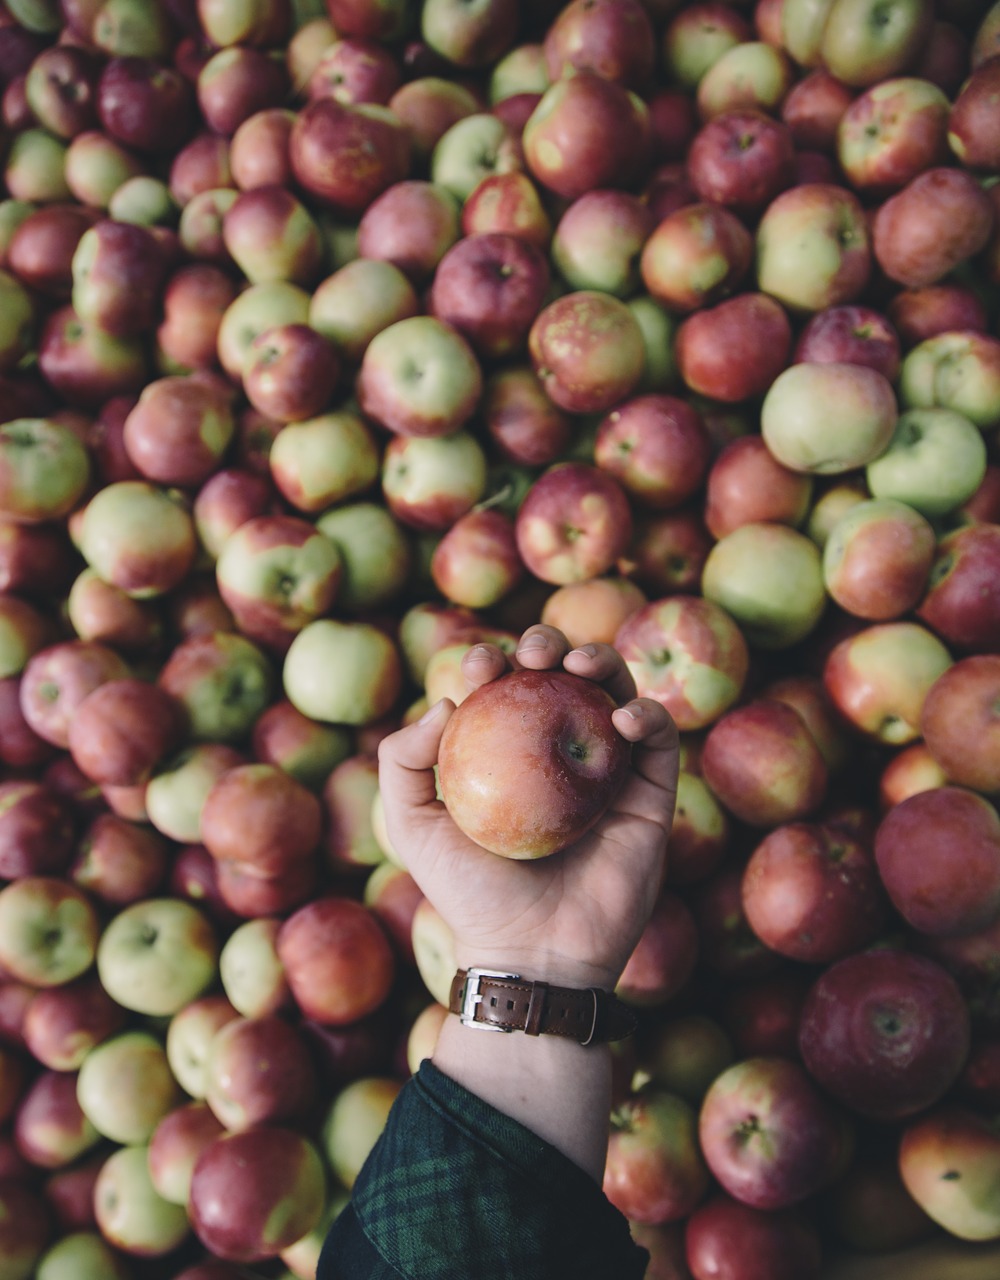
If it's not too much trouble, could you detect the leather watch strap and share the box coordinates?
[448,968,638,1045]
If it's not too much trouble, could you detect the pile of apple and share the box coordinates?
[0,0,999,1274]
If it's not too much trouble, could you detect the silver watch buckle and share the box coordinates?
[459,967,520,1032]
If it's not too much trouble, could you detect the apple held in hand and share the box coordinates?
[436,667,631,859]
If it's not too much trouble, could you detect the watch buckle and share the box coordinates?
[459,967,520,1031]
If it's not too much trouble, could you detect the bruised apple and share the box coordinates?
[436,668,631,859]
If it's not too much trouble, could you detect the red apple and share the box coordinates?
[603,1088,710,1226]
[920,655,1000,795]
[685,1193,823,1280]
[200,761,322,878]
[675,292,791,403]
[204,1014,318,1133]
[528,289,645,415]
[68,678,185,787]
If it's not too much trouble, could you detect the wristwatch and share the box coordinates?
[448,967,638,1045]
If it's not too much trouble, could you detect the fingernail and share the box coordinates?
[418,699,445,725]
[517,634,547,652]
[619,704,641,721]
[571,644,599,658]
[465,644,492,662]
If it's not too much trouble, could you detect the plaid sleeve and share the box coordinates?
[316,1059,649,1280]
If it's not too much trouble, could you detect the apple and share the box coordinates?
[899,1106,1000,1241]
[899,330,1000,433]
[78,480,198,599]
[0,878,99,988]
[147,1100,226,1207]
[93,1143,190,1257]
[639,201,752,315]
[550,190,653,300]
[822,497,936,619]
[277,895,395,1025]
[949,55,1000,171]
[20,974,124,1072]
[594,394,711,513]
[66,567,163,653]
[69,809,170,910]
[216,280,311,383]
[33,1231,131,1280]
[76,1029,182,1146]
[177,186,239,265]
[313,502,412,616]
[95,897,219,1017]
[430,508,522,610]
[228,106,296,191]
[514,463,632,586]
[0,1183,52,1279]
[873,166,995,289]
[290,96,411,216]
[528,290,645,416]
[242,323,341,424]
[143,743,244,845]
[701,522,827,650]
[701,699,828,828]
[675,292,792,404]
[698,1055,852,1209]
[617,892,699,1007]
[321,1074,402,1191]
[684,1194,823,1280]
[875,786,1000,936]
[250,698,351,792]
[283,618,403,726]
[686,109,795,217]
[659,770,729,888]
[704,436,813,540]
[0,780,75,879]
[157,630,275,744]
[67,678,184,788]
[14,1068,99,1169]
[219,917,291,1019]
[437,667,631,859]
[200,761,322,877]
[165,994,240,1100]
[920,655,1000,796]
[204,1013,318,1133]
[0,417,90,525]
[793,303,901,381]
[37,304,149,409]
[603,1087,710,1226]
[197,46,290,138]
[309,258,419,364]
[123,373,235,489]
[268,410,380,513]
[307,35,402,106]
[356,179,460,284]
[696,39,794,120]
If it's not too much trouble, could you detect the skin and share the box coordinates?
[377,626,679,1181]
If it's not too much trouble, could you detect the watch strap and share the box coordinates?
[448,967,638,1045]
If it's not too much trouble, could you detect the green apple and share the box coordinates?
[315,501,413,613]
[216,280,311,381]
[0,877,99,987]
[866,407,988,518]
[145,742,245,844]
[309,258,419,364]
[268,411,381,513]
[0,269,34,371]
[431,112,521,202]
[411,897,456,1007]
[219,918,291,1019]
[77,1030,182,1145]
[0,418,90,524]
[322,1076,402,1191]
[93,1145,190,1256]
[283,619,403,725]
[165,995,240,1100]
[35,1232,131,1280]
[899,331,1000,432]
[157,631,275,744]
[96,898,219,1016]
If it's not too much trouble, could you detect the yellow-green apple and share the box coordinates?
[437,667,631,859]
[196,46,289,138]
[70,219,168,336]
[701,522,827,649]
[0,1183,51,1278]
[430,508,522,609]
[617,892,699,1007]
[278,895,395,1024]
[659,771,729,887]
[921,655,1000,796]
[215,514,342,652]
[228,106,296,191]
[19,640,131,750]
[873,167,994,289]
[201,762,322,878]
[697,39,794,120]
[23,42,101,139]
[21,974,124,1072]
[177,186,239,265]
[918,524,1000,654]
[460,169,553,249]
[321,1075,401,1191]
[741,821,886,964]
[0,878,99,988]
[323,753,383,873]
[0,779,74,879]
[307,36,402,106]
[875,786,1000,935]
[381,429,487,532]
[67,678,184,788]
[219,918,291,1019]
[37,303,148,409]
[76,1029,181,1145]
[397,600,480,684]
[241,323,341,425]
[251,698,351,792]
[355,179,459,284]
[836,76,949,193]
[15,1069,99,1170]
[407,1001,448,1074]
[358,314,482,438]
[193,468,275,562]
[4,127,71,205]
[481,365,571,468]
[528,289,645,415]
[638,1012,733,1105]
[283,618,402,726]
[867,408,987,518]
[686,110,795,217]
[309,258,418,364]
[78,480,198,598]
[603,1088,709,1226]
[429,231,550,361]
[816,0,934,87]
[96,898,218,1017]
[823,620,952,745]
[698,1056,853,1209]
[68,812,169,908]
[387,75,478,169]
[703,436,812,540]
[799,949,970,1121]
[805,476,870,548]
[66,568,163,653]
[33,1232,133,1280]
[550,190,652,299]
[756,182,870,313]
[0,418,89,524]
[613,595,748,733]
[290,96,410,216]
[147,1100,226,1207]
[676,292,792,403]
[522,71,649,200]
[685,1194,823,1280]
[899,1106,1000,1240]
[430,111,523,203]
[639,201,752,315]
[157,631,275,744]
[701,699,828,828]
[314,502,413,614]
[663,3,750,89]
[144,744,245,845]
[93,1143,190,1256]
[899,331,1000,433]
[822,497,935,620]
[761,362,897,475]
[949,56,1000,171]
[198,0,290,48]
[268,410,380,514]
[514,462,632,586]
[166,995,240,1100]
[595,394,711,512]
[216,281,311,382]
[0,270,34,374]
[221,186,322,288]
[204,1014,318,1133]
[793,303,901,381]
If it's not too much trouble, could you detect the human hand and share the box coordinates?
[377,625,680,992]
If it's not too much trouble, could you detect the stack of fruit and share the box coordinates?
[0,0,998,1275]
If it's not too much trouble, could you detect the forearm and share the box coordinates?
[431,1012,613,1183]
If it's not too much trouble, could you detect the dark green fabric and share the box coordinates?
[317,1059,649,1279]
